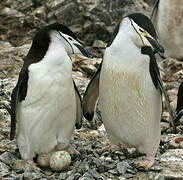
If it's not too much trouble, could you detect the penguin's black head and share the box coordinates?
[124,13,164,53]
[30,23,93,60]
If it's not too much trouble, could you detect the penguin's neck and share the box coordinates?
[109,31,141,61]
[42,41,71,66]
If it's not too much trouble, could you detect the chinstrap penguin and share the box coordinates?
[151,0,183,61]
[10,23,93,166]
[83,13,165,169]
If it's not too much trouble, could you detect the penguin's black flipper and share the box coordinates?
[73,80,83,129]
[175,83,183,123]
[151,0,159,20]
[82,62,102,121]
[141,46,176,132]
[10,69,29,140]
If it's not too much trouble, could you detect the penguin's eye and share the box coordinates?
[68,37,73,41]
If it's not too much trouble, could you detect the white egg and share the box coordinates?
[37,153,51,167]
[49,151,71,171]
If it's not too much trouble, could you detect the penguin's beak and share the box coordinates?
[145,36,164,54]
[74,44,93,58]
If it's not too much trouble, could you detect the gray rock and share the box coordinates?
[0,7,25,17]
[66,174,75,180]
[31,6,47,21]
[10,159,37,172]
[0,152,17,165]
[23,172,44,180]
[88,168,102,179]
[154,174,165,180]
[92,40,107,48]
[0,161,10,177]
[117,161,128,174]
[59,172,68,180]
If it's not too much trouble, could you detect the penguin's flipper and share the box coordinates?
[83,63,102,121]
[73,81,83,129]
[141,46,176,132]
[176,82,183,113]
[175,83,183,123]
[151,0,159,20]
[10,69,29,140]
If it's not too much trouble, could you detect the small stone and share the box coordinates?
[59,172,68,180]
[0,152,17,165]
[0,7,24,17]
[150,165,163,172]
[66,174,75,180]
[23,172,43,180]
[105,157,112,162]
[82,172,93,178]
[88,168,102,179]
[49,151,71,171]
[92,40,107,48]
[154,174,165,180]
[117,161,128,174]
[10,159,34,172]
[108,169,119,175]
[0,161,9,177]
[79,177,92,180]
[37,153,51,167]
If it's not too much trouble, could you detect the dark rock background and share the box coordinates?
[1,0,183,179]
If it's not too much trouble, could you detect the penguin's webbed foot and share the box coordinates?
[64,144,80,155]
[27,159,41,171]
[135,155,155,170]
[102,143,121,152]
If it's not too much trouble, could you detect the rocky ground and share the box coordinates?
[0,0,183,179]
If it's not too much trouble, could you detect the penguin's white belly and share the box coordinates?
[155,0,183,60]
[16,61,75,159]
[99,62,161,155]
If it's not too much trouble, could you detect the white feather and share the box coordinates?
[99,23,161,156]
[16,31,76,159]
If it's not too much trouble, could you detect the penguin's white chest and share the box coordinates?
[17,54,76,159]
[99,53,161,155]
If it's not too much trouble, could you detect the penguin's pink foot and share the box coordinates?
[102,143,121,152]
[136,155,155,170]
[64,144,80,155]
[27,159,41,170]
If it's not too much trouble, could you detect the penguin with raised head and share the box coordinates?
[83,13,165,169]
[10,23,93,166]
[151,0,183,60]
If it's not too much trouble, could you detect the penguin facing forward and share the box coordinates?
[10,23,92,166]
[151,0,183,60]
[83,13,165,169]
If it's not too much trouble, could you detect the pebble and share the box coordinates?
[10,159,35,173]
[23,172,44,180]
[117,162,128,174]
[0,152,17,165]
[0,161,10,177]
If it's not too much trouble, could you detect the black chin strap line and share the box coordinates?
[130,19,145,47]
[58,31,74,54]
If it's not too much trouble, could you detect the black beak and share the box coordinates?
[145,36,164,54]
[74,44,93,58]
